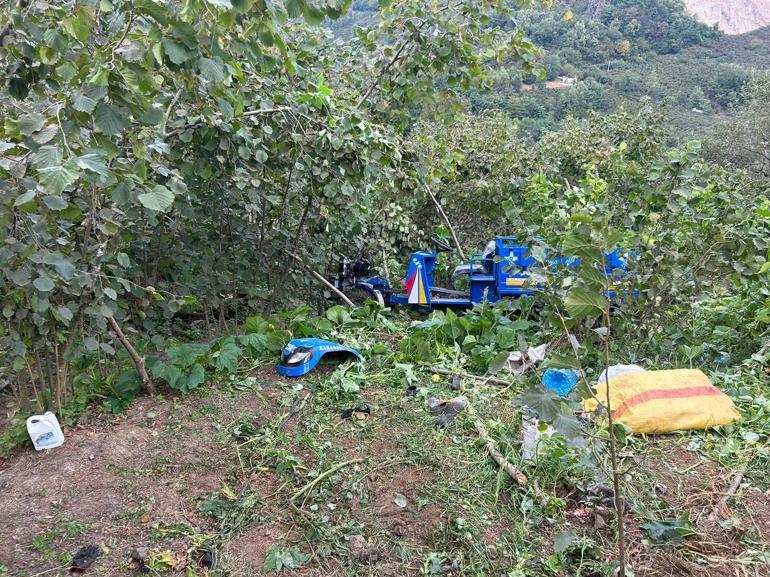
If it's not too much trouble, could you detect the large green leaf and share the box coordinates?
[19,113,45,136]
[37,162,80,195]
[162,39,190,65]
[641,515,698,546]
[114,369,143,397]
[160,364,183,389]
[167,343,212,368]
[183,363,206,392]
[31,125,58,145]
[495,326,518,349]
[117,253,130,267]
[551,404,584,439]
[13,191,36,207]
[42,195,68,210]
[285,0,305,18]
[562,231,602,263]
[72,91,98,113]
[487,350,511,375]
[62,9,91,42]
[302,1,325,25]
[138,185,175,212]
[49,256,75,281]
[579,266,609,289]
[543,352,581,369]
[213,341,243,373]
[553,530,578,554]
[94,103,128,136]
[238,333,267,354]
[76,154,109,175]
[139,107,164,125]
[326,304,352,324]
[33,275,55,292]
[517,386,564,422]
[31,145,61,169]
[10,267,32,287]
[243,315,269,334]
[198,57,227,83]
[564,286,607,319]
[134,0,170,24]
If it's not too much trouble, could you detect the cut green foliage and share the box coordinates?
[641,515,700,547]
[263,545,309,573]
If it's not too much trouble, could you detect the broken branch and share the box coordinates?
[291,458,364,502]
[285,250,355,307]
[431,367,515,387]
[707,468,745,524]
[424,183,466,261]
[466,402,527,486]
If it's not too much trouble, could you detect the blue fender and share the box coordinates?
[276,338,362,378]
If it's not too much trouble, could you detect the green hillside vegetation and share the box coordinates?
[471,2,770,141]
[334,0,770,142]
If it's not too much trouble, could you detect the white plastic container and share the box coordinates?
[26,412,65,450]
[520,414,555,464]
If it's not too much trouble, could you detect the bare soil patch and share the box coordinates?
[1,381,766,577]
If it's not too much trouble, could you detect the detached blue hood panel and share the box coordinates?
[276,338,362,377]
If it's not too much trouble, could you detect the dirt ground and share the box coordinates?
[1,372,768,577]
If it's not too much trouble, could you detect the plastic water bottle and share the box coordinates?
[26,412,65,450]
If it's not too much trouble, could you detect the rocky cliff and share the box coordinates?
[683,0,770,35]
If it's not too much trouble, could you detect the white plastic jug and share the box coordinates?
[26,412,65,450]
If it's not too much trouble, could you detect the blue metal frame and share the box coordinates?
[363,237,633,310]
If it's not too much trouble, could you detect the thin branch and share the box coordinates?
[355,19,427,110]
[707,469,745,524]
[291,458,364,502]
[242,107,295,117]
[55,103,72,157]
[285,250,355,307]
[600,260,627,577]
[424,183,466,260]
[431,367,516,387]
[108,10,135,65]
[161,87,184,137]
[263,194,313,316]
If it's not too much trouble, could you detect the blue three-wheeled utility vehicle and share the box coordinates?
[330,236,629,309]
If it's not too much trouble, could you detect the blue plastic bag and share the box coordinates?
[542,368,580,396]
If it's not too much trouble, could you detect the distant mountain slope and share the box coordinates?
[683,0,770,35]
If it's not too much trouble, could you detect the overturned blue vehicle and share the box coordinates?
[330,236,632,309]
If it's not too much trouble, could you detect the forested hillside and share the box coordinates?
[1,1,768,577]
[335,0,770,141]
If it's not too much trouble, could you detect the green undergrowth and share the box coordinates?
[5,299,769,575]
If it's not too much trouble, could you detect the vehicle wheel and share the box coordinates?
[343,286,381,306]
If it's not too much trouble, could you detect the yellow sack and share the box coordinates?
[583,369,740,434]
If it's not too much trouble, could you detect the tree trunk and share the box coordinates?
[264,194,313,316]
[107,316,155,395]
[603,308,627,577]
